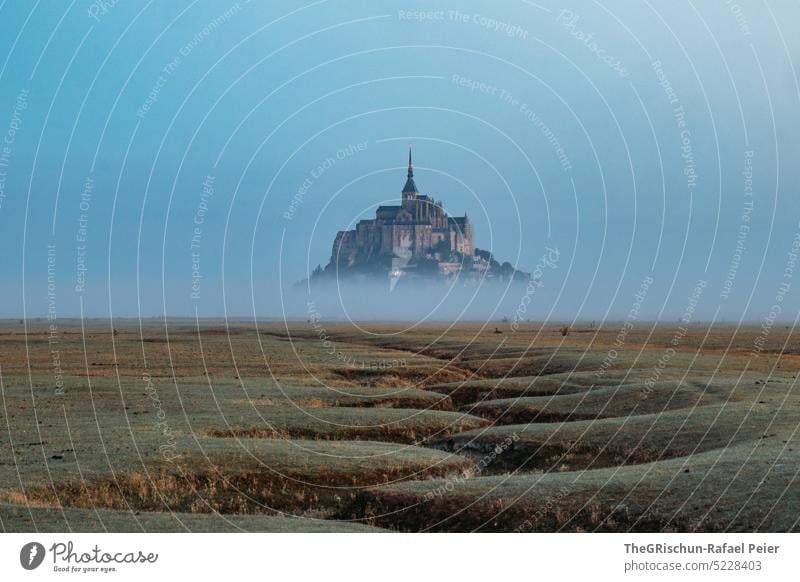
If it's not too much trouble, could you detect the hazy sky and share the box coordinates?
[1,0,799,322]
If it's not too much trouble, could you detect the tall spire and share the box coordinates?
[402,146,418,194]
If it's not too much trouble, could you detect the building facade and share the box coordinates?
[330,150,473,272]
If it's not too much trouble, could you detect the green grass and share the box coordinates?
[205,406,488,444]
[461,379,773,423]
[344,444,800,532]
[431,403,800,471]
[3,438,472,519]
[3,320,799,532]
[425,370,632,407]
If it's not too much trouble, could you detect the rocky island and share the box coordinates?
[311,149,530,288]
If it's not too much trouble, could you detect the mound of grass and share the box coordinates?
[426,370,636,407]
[343,444,800,532]
[464,380,748,424]
[0,375,453,421]
[205,407,488,444]
[332,364,473,388]
[4,438,473,518]
[431,404,800,472]
[459,353,603,379]
[230,384,452,410]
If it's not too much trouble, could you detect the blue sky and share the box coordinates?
[1,0,799,321]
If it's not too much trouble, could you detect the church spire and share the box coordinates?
[402,146,418,194]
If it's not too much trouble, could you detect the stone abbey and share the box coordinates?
[315,149,528,285]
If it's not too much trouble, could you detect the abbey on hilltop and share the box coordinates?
[312,149,529,286]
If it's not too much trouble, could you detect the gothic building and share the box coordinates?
[317,149,527,285]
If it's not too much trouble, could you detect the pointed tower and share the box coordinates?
[402,147,418,200]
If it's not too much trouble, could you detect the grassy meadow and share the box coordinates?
[1,319,798,532]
